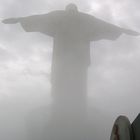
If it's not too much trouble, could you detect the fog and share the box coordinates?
[0,1,140,140]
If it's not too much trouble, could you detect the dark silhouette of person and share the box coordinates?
[2,3,139,140]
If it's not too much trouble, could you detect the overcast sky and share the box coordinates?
[0,0,140,140]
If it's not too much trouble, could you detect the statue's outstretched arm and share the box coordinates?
[2,12,59,36]
[2,15,44,33]
[121,28,140,36]
[89,15,139,41]
[2,18,21,24]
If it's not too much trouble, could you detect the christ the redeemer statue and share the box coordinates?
[2,3,139,140]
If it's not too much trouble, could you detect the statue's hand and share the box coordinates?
[123,28,140,36]
[2,18,19,24]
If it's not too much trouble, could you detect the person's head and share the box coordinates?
[65,3,78,12]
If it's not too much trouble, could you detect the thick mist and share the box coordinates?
[0,1,140,140]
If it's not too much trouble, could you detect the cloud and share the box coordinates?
[0,0,140,140]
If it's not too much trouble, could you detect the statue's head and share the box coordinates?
[65,3,78,12]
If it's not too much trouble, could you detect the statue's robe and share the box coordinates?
[18,10,125,140]
[19,9,123,101]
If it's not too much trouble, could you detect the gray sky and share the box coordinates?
[0,0,140,140]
